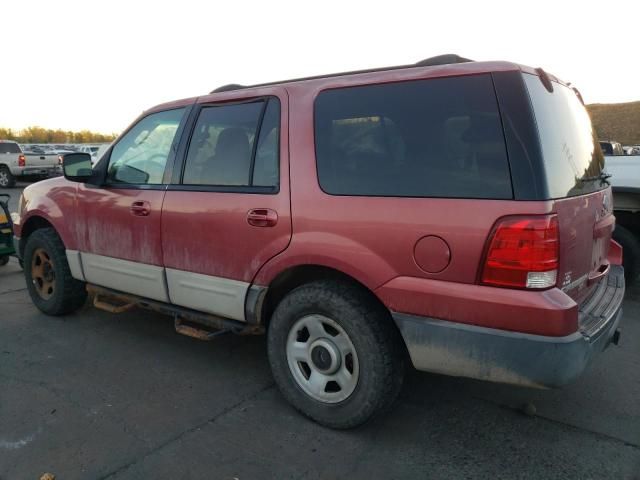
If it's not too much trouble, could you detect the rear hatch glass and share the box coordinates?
[523,73,606,199]
[524,73,612,302]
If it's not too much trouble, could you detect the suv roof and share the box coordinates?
[146,57,565,115]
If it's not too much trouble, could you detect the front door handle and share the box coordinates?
[130,200,151,216]
[247,208,278,227]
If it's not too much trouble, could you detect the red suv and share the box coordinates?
[13,55,624,429]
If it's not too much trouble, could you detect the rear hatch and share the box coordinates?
[523,73,613,303]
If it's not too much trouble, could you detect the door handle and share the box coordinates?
[247,208,278,227]
[130,200,151,216]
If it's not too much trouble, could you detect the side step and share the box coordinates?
[86,284,264,337]
[174,316,230,341]
[93,293,136,313]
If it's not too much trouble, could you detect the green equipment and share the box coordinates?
[0,194,16,266]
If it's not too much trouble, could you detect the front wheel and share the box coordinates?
[24,228,87,315]
[267,280,405,429]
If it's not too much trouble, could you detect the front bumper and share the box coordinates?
[393,265,625,388]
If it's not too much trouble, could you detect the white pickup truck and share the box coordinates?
[0,140,61,188]
[606,153,640,282]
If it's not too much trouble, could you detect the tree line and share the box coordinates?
[0,126,117,144]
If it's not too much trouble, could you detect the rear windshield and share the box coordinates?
[0,142,21,154]
[524,74,606,198]
[314,74,513,199]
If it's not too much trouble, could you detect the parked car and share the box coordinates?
[624,145,640,155]
[605,152,640,281]
[600,140,625,156]
[76,145,101,160]
[13,56,624,429]
[0,140,60,188]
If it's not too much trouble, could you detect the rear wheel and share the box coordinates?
[24,228,87,315]
[0,166,16,188]
[0,256,9,266]
[267,280,405,429]
[612,224,640,284]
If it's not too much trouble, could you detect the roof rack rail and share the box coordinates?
[211,83,246,94]
[415,54,473,67]
[208,54,473,94]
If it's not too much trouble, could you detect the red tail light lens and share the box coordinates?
[481,215,559,289]
[18,154,26,167]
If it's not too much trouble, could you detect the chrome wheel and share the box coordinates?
[286,314,359,403]
[31,247,55,300]
[0,170,9,187]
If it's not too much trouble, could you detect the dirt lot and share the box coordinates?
[1,185,639,480]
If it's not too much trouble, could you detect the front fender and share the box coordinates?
[15,178,80,250]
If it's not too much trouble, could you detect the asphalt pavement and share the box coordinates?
[1,183,639,479]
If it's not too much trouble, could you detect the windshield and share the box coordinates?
[524,73,606,198]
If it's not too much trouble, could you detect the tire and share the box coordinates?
[23,228,87,315]
[267,280,405,429]
[0,166,16,188]
[612,224,640,284]
[0,256,9,266]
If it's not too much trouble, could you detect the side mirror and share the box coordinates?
[62,153,94,182]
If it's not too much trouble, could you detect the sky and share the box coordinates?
[1,0,638,134]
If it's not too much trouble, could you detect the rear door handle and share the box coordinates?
[130,200,151,216]
[247,208,278,227]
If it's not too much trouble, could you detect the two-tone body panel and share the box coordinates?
[13,59,624,390]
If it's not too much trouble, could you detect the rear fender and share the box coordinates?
[251,232,397,291]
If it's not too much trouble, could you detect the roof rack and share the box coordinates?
[209,54,474,94]
[211,83,246,93]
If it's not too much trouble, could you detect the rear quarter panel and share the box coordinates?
[253,79,555,293]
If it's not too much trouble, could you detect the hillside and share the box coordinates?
[587,101,640,145]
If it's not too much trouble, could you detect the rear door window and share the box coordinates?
[314,74,512,199]
[523,74,605,198]
[182,98,280,188]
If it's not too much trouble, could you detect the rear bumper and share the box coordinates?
[393,265,625,388]
[13,166,61,177]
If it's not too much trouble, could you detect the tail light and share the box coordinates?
[18,154,26,167]
[481,215,559,289]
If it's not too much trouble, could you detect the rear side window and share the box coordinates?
[182,98,280,188]
[0,142,21,154]
[524,74,605,198]
[314,74,512,199]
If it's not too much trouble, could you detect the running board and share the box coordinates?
[86,284,264,336]
[174,316,230,341]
